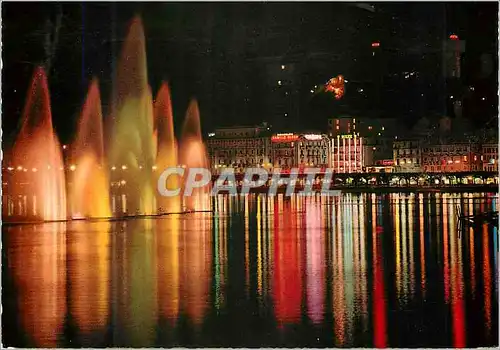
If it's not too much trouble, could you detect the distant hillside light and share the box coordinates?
[325,75,345,100]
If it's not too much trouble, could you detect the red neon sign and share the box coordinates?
[372,42,380,47]
[449,34,459,40]
[271,133,299,143]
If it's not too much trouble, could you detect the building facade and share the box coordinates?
[481,143,498,172]
[206,125,272,173]
[270,133,298,169]
[331,134,366,173]
[297,134,330,168]
[421,142,482,172]
[327,116,357,137]
[393,139,422,172]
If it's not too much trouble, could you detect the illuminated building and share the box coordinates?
[297,134,330,168]
[366,160,394,173]
[206,124,272,173]
[327,117,398,138]
[481,143,498,172]
[327,116,357,137]
[393,139,422,172]
[367,136,395,167]
[271,133,299,169]
[327,117,399,167]
[443,34,465,79]
[331,134,365,173]
[421,142,482,172]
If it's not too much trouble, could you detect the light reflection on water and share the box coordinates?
[2,192,499,347]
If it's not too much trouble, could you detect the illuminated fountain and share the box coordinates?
[70,79,111,218]
[154,82,180,213]
[4,16,212,222]
[108,16,155,215]
[179,99,210,211]
[8,67,67,221]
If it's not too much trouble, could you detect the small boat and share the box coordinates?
[456,205,498,238]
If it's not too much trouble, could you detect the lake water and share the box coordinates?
[2,192,498,347]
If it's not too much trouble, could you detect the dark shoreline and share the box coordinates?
[214,184,498,194]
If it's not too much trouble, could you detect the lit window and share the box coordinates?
[281,65,285,70]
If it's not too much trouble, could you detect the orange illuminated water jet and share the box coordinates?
[70,79,111,218]
[179,99,210,211]
[8,67,67,221]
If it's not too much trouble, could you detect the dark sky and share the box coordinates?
[2,2,498,144]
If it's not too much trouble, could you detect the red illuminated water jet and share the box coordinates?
[8,67,67,221]
[179,99,210,211]
[154,82,180,213]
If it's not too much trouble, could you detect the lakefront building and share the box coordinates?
[297,134,330,168]
[330,133,366,173]
[206,124,272,173]
[481,143,498,172]
[270,133,299,169]
[421,141,482,172]
[393,139,422,172]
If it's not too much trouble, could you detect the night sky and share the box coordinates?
[2,2,498,145]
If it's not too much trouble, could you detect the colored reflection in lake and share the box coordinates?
[2,192,498,347]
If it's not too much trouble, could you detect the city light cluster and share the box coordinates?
[325,75,345,100]
[157,167,342,197]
